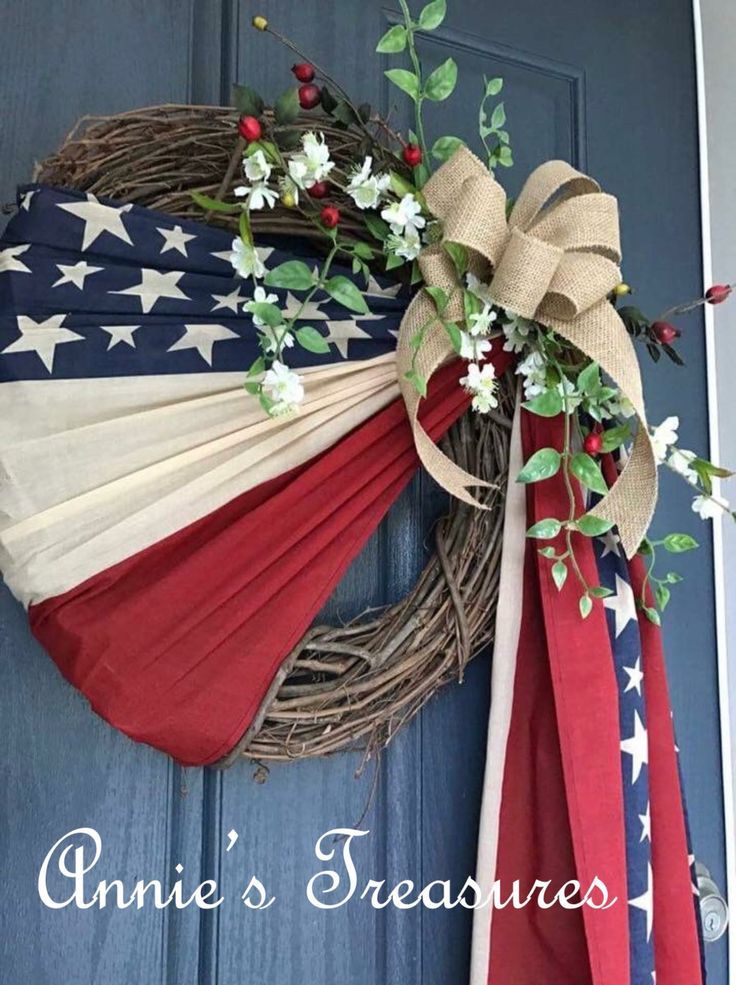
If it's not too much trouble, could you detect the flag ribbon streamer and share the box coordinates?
[396,147,658,557]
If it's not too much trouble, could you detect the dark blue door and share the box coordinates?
[0,1,726,983]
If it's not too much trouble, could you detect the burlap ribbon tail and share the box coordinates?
[396,147,657,558]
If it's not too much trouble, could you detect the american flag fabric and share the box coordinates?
[470,411,704,984]
[0,183,496,764]
[1,185,703,981]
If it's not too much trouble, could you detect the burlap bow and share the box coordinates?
[396,147,657,558]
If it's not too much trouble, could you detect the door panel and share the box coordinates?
[0,2,725,984]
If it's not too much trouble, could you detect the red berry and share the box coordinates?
[307,180,329,199]
[651,320,680,345]
[706,283,732,305]
[298,83,322,110]
[583,432,603,456]
[292,62,315,83]
[238,115,262,142]
[320,205,340,228]
[402,143,423,167]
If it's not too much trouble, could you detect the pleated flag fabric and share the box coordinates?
[0,183,493,764]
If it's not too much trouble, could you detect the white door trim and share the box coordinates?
[692,0,735,967]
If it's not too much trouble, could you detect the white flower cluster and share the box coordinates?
[346,156,390,210]
[234,150,278,210]
[287,132,334,192]
[457,273,501,412]
[381,193,426,262]
[650,415,730,519]
[262,361,305,416]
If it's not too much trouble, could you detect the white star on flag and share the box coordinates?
[157,225,196,257]
[281,292,329,322]
[100,325,140,350]
[322,320,375,359]
[0,244,32,275]
[621,709,649,784]
[365,274,402,299]
[58,194,134,251]
[211,245,275,267]
[53,261,102,290]
[167,324,239,365]
[639,802,651,842]
[604,572,637,637]
[211,288,248,314]
[1,314,83,372]
[20,189,36,211]
[629,862,653,942]
[598,529,621,558]
[110,268,189,313]
[622,655,644,696]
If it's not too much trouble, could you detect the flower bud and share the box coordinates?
[252,15,268,30]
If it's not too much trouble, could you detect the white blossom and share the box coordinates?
[468,303,498,337]
[381,193,426,238]
[242,150,272,183]
[287,131,334,190]
[650,416,679,463]
[668,447,698,484]
[245,286,279,327]
[515,348,547,399]
[502,314,535,353]
[460,361,498,414]
[262,360,304,414]
[459,332,492,361]
[692,493,730,520]
[230,237,266,280]
[387,229,422,261]
[465,271,495,306]
[346,156,390,210]
[234,182,278,210]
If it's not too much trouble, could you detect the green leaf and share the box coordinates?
[526,518,563,539]
[274,87,300,126]
[331,100,361,127]
[431,135,465,162]
[551,560,568,590]
[385,68,420,102]
[386,252,406,270]
[484,76,503,96]
[405,369,427,398]
[443,241,468,278]
[264,260,315,291]
[463,287,482,323]
[497,146,513,168]
[517,448,562,484]
[231,83,264,116]
[661,533,699,553]
[247,302,283,328]
[190,191,241,214]
[425,285,449,313]
[538,546,557,558]
[665,571,684,584]
[353,241,374,260]
[444,321,462,354]
[643,606,662,626]
[655,583,671,610]
[570,452,608,495]
[389,170,418,199]
[590,585,613,598]
[365,213,390,242]
[575,513,615,537]
[418,0,446,29]
[324,275,370,314]
[579,594,593,618]
[577,361,600,394]
[601,424,632,453]
[246,356,266,378]
[490,102,506,129]
[523,389,563,418]
[376,23,407,52]
[244,380,261,395]
[295,325,330,354]
[424,57,458,101]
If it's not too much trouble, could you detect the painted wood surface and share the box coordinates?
[0,1,726,983]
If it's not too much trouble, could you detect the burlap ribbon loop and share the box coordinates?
[396,146,658,558]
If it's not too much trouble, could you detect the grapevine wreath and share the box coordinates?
[13,1,736,768]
